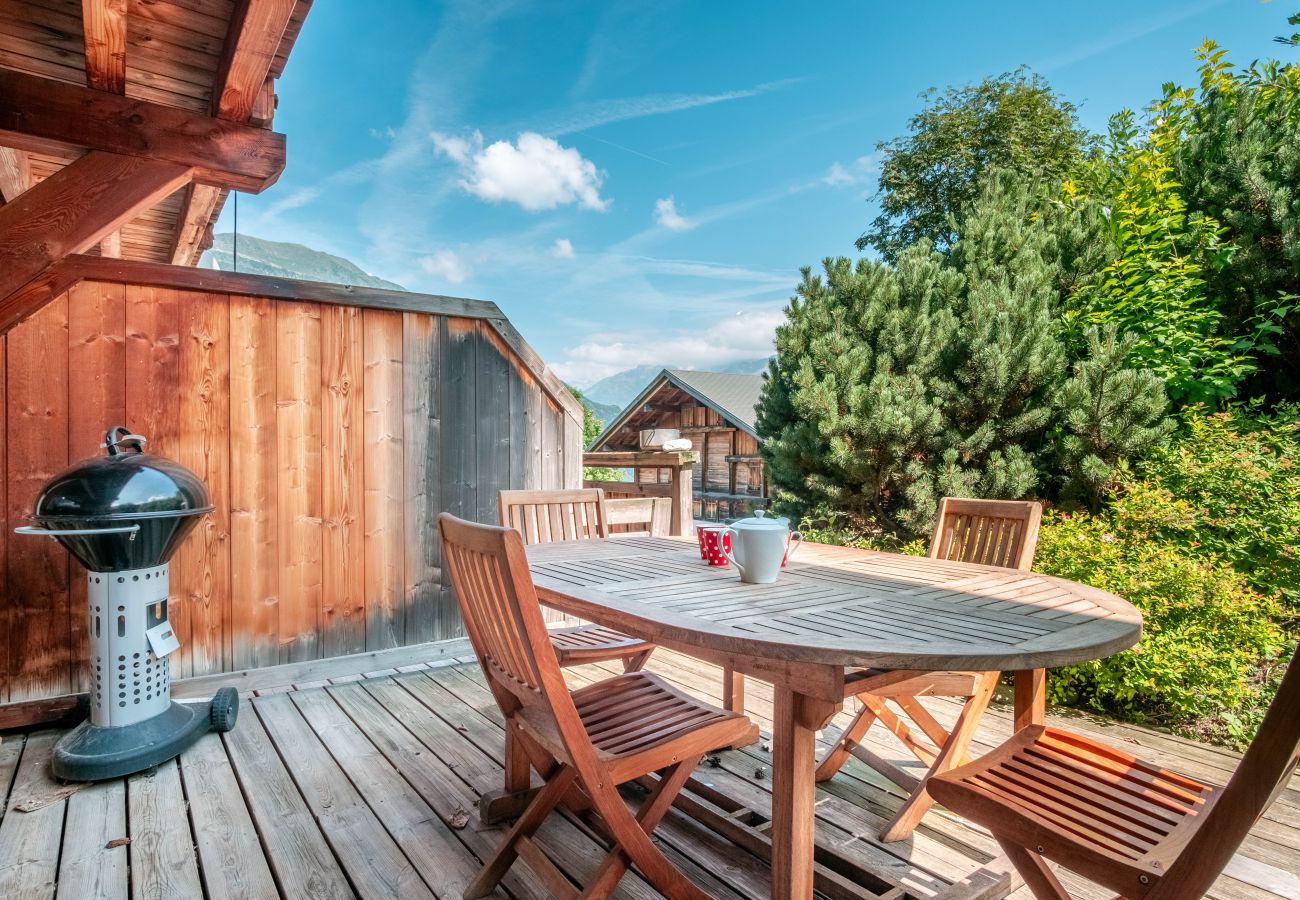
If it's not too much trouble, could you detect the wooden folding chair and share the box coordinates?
[929,641,1300,899]
[499,489,655,673]
[439,514,758,900]
[814,497,1044,841]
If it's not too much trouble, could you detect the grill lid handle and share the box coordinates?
[15,523,140,539]
[102,426,147,457]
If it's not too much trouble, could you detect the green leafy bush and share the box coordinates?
[1111,403,1300,617]
[1064,103,1252,405]
[1036,508,1286,745]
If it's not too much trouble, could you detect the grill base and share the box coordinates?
[52,689,239,781]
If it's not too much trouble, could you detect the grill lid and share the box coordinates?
[33,427,213,523]
[21,427,213,571]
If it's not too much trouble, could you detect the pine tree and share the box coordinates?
[761,174,1105,537]
[1054,325,1175,509]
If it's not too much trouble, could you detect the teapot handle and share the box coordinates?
[720,527,745,574]
[786,530,804,561]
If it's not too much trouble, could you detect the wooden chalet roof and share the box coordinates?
[0,0,311,266]
[591,368,766,450]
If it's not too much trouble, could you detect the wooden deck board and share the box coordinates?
[128,757,204,900]
[56,777,128,900]
[0,653,1295,899]
[179,732,278,900]
[0,732,64,900]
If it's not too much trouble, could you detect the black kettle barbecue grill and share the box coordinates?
[15,426,239,781]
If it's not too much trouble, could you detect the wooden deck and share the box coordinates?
[1,649,1297,900]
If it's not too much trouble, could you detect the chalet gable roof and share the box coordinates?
[591,368,766,450]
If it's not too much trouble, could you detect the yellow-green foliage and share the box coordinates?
[1035,508,1285,744]
[1114,404,1300,618]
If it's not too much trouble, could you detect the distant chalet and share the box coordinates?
[591,369,767,521]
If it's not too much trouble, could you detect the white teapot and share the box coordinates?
[722,510,802,584]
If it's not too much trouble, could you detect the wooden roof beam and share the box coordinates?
[169,182,223,265]
[167,1,297,266]
[82,0,128,94]
[0,151,193,331]
[213,0,297,121]
[0,146,30,203]
[0,70,285,192]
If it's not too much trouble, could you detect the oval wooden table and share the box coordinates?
[525,535,1142,900]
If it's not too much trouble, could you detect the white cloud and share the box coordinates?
[654,197,694,231]
[419,249,470,284]
[551,238,575,259]
[431,130,609,212]
[552,306,785,386]
[822,153,881,187]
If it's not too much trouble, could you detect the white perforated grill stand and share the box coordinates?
[88,565,173,727]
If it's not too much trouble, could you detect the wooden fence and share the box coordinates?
[1,265,581,703]
[583,450,696,536]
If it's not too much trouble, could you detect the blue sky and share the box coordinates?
[217,0,1291,387]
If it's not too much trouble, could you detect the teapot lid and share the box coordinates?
[730,509,789,530]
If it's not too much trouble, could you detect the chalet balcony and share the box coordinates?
[3,0,1298,898]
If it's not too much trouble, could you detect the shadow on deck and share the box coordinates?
[0,649,1296,899]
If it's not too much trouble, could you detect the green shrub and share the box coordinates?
[794,505,897,552]
[1112,403,1300,618]
[1035,509,1286,745]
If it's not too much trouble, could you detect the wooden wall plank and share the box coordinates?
[320,305,365,657]
[523,369,543,491]
[541,395,562,492]
[362,308,404,651]
[474,321,511,528]
[563,409,582,489]
[439,317,478,524]
[66,279,126,692]
[507,364,529,491]
[228,297,278,670]
[275,301,322,663]
[125,285,183,670]
[6,298,70,701]
[173,293,231,676]
[402,312,439,645]
[438,317,476,628]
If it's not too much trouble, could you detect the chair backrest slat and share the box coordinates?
[499,489,609,545]
[928,497,1042,572]
[1151,641,1300,898]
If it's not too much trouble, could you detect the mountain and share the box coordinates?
[583,357,771,411]
[200,233,406,291]
[583,397,623,428]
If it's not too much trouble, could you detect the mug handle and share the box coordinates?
[786,531,804,561]
[720,527,744,574]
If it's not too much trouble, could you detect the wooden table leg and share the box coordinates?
[722,664,745,713]
[770,687,837,900]
[1013,669,1046,732]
